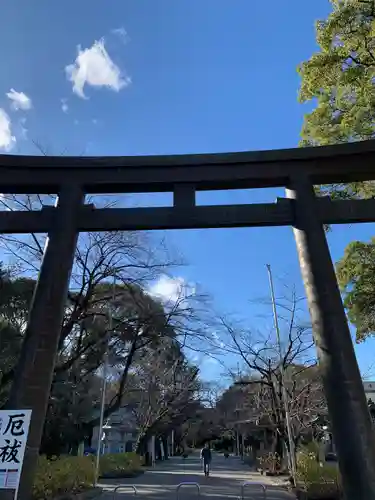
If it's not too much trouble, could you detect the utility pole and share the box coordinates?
[94,276,116,485]
[266,264,297,483]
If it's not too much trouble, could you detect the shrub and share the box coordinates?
[257,452,281,472]
[301,441,320,459]
[296,448,341,497]
[32,453,142,499]
[99,452,142,478]
[32,455,94,500]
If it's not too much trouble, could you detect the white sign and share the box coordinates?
[0,410,31,490]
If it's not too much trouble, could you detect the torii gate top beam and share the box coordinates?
[1,140,375,194]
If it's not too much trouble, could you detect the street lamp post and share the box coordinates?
[94,353,108,485]
[266,264,297,483]
[94,276,116,486]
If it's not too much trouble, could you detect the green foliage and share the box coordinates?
[32,453,142,499]
[99,452,142,477]
[299,0,375,147]
[296,449,340,495]
[0,267,34,406]
[335,238,375,342]
[301,441,320,458]
[299,1,375,343]
[130,337,201,455]
[32,455,95,500]
[0,260,191,453]
[299,0,375,200]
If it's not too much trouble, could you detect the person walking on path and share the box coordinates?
[200,443,212,476]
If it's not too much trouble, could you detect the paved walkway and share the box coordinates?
[99,452,296,500]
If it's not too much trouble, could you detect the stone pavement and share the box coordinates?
[98,451,296,500]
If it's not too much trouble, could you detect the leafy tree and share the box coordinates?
[128,338,200,453]
[177,406,220,449]
[336,238,375,342]
[0,187,214,453]
[40,373,103,457]
[298,0,375,199]
[47,281,176,455]
[0,263,196,455]
[215,381,257,430]
[298,0,375,342]
[299,0,375,147]
[0,268,35,405]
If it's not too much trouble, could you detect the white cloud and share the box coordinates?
[112,27,128,43]
[6,89,32,111]
[61,98,68,113]
[65,38,130,99]
[148,275,195,304]
[0,109,15,151]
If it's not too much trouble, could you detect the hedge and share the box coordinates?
[32,453,142,500]
[99,452,142,479]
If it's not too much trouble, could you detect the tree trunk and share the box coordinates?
[162,436,169,459]
[136,433,148,455]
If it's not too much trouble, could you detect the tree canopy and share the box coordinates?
[336,238,375,342]
[0,190,211,455]
[299,0,375,200]
[299,0,375,343]
[299,0,375,146]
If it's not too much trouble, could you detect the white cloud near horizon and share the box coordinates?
[148,275,195,304]
[65,38,130,99]
[6,89,32,111]
[0,109,16,151]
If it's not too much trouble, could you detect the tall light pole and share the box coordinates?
[266,264,297,482]
[94,275,116,486]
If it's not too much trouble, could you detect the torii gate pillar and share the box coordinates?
[287,174,375,500]
[3,186,84,500]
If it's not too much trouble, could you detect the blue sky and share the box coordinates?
[1,0,375,382]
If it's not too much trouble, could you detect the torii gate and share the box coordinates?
[2,140,375,500]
